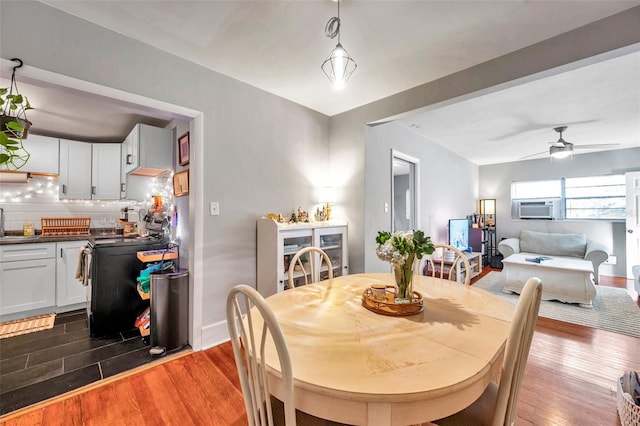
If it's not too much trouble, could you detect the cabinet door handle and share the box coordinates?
[62,184,67,194]
[121,183,126,192]
[61,248,64,258]
[91,186,96,195]
[126,154,133,165]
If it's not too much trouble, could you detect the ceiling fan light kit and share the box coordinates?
[550,144,573,159]
[321,0,357,89]
[521,125,621,161]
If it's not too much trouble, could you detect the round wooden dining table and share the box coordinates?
[256,273,514,426]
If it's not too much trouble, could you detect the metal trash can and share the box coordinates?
[150,269,189,353]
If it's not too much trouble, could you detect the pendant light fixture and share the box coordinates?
[321,0,357,89]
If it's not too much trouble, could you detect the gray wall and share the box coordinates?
[480,147,640,276]
[1,1,329,348]
[365,122,478,272]
[3,2,639,349]
[329,6,640,278]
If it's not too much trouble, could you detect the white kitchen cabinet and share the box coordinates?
[122,123,172,177]
[0,134,60,175]
[257,219,349,297]
[59,139,92,199]
[91,143,121,199]
[120,124,172,200]
[0,243,56,319]
[60,139,121,200]
[121,124,138,176]
[56,241,89,308]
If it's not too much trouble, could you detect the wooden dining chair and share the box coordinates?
[434,277,543,426]
[227,285,347,426]
[424,244,473,285]
[287,246,333,289]
[226,284,296,426]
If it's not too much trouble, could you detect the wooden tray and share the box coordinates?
[362,285,424,316]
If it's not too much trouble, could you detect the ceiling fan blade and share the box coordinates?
[573,143,621,149]
[519,150,547,160]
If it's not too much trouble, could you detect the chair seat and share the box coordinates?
[436,382,499,426]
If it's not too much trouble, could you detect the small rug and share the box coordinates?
[0,313,56,339]
[473,272,640,338]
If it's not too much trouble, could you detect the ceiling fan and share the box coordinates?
[521,126,620,160]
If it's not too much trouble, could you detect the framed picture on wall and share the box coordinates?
[173,170,189,196]
[178,131,190,166]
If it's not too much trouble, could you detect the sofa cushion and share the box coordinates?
[520,230,586,258]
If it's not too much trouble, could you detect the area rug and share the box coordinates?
[473,272,640,338]
[0,313,56,339]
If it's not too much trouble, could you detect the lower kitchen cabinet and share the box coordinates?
[0,243,56,319]
[56,241,89,308]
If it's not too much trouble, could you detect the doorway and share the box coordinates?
[391,150,419,232]
[626,171,640,279]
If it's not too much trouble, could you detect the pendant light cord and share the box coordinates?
[325,0,341,42]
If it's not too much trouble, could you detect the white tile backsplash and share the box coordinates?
[0,176,154,231]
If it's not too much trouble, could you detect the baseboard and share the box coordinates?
[200,318,230,350]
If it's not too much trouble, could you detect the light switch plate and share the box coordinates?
[210,201,220,216]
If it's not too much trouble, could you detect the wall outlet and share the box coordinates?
[210,201,220,216]
[604,255,617,265]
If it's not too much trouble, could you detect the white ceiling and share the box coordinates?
[3,1,640,163]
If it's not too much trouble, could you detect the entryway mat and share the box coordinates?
[0,313,56,339]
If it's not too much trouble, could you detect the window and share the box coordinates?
[511,174,625,220]
[511,179,561,199]
[565,175,625,220]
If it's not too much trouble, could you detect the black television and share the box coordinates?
[448,219,469,252]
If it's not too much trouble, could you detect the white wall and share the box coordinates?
[480,147,640,276]
[364,122,478,272]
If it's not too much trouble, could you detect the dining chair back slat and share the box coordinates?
[425,244,473,285]
[288,247,333,289]
[435,277,542,426]
[226,284,296,426]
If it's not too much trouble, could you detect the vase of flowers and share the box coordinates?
[376,230,435,302]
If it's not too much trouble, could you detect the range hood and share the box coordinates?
[0,171,30,183]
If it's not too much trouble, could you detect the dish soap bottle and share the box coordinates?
[23,221,34,236]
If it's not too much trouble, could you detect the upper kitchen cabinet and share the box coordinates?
[122,124,173,177]
[91,143,121,199]
[0,134,59,175]
[59,139,121,200]
[59,139,92,199]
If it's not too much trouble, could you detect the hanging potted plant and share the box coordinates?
[1,58,32,170]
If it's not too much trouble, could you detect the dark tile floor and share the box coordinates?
[0,310,184,416]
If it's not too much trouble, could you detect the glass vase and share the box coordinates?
[393,260,415,303]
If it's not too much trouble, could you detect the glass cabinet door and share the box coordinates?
[314,227,348,281]
[280,231,312,290]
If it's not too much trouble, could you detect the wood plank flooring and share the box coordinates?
[0,273,638,425]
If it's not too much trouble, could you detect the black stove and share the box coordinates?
[87,235,169,337]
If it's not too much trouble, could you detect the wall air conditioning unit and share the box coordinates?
[517,199,560,219]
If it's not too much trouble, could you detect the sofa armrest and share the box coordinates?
[498,238,520,258]
[585,240,609,284]
[585,240,608,263]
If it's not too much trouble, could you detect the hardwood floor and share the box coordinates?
[0,272,638,425]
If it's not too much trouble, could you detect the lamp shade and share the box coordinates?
[479,199,496,215]
[321,43,357,89]
[317,187,337,204]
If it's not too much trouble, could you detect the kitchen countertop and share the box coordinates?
[0,230,131,245]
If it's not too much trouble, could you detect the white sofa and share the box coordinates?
[498,229,609,284]
[633,265,640,297]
